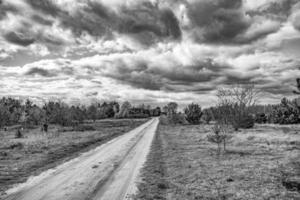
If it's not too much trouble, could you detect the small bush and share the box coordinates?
[234,115,255,129]
[170,113,189,125]
[159,115,169,125]
[207,124,233,154]
[255,113,267,124]
[160,113,188,125]
[15,129,23,138]
[9,142,23,149]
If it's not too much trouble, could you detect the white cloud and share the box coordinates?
[0,0,299,106]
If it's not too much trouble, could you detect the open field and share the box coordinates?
[135,123,300,200]
[0,118,148,196]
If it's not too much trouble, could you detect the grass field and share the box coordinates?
[0,118,148,196]
[135,123,300,200]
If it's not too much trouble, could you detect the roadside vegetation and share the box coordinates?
[0,118,147,196]
[1,80,300,199]
[135,81,300,200]
[0,98,160,135]
[0,97,158,196]
[135,123,299,200]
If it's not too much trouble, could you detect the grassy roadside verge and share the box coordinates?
[134,124,167,200]
[135,123,300,200]
[0,119,148,196]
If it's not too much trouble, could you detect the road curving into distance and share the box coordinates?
[3,118,159,200]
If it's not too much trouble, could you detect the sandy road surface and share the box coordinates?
[3,118,159,200]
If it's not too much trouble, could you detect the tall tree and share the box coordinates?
[166,102,178,118]
[87,104,98,122]
[117,101,131,118]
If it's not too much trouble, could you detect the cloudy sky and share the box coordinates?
[0,0,300,107]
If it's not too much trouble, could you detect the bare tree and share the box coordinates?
[208,84,259,154]
[216,84,260,130]
[207,124,232,155]
[217,84,259,108]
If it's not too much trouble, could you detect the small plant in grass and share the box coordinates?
[202,108,213,124]
[207,124,232,155]
[15,128,23,138]
[207,124,223,154]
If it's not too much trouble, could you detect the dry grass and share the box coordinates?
[0,118,148,195]
[136,123,300,200]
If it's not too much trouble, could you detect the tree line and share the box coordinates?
[163,83,300,128]
[1,81,300,130]
[0,98,161,129]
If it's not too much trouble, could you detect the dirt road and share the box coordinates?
[3,118,159,200]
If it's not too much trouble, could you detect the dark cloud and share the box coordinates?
[0,1,19,20]
[293,12,300,31]
[0,0,295,49]
[100,58,232,92]
[31,14,54,26]
[247,0,300,33]
[87,1,114,20]
[186,0,251,43]
[26,0,112,37]
[185,0,295,44]
[86,91,98,97]
[251,0,298,18]
[91,80,102,85]
[4,28,65,49]
[262,84,294,95]
[118,6,182,44]
[25,0,181,45]
[116,72,163,90]
[39,33,65,46]
[103,60,165,90]
[4,31,35,46]
[120,20,162,36]
[235,22,281,43]
[59,11,110,37]
[165,84,215,93]
[223,73,256,85]
[25,67,57,77]
[26,0,61,17]
[160,9,182,39]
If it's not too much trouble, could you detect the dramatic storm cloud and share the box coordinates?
[0,0,300,106]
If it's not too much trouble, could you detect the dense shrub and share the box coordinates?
[159,115,169,125]
[202,108,213,124]
[9,142,23,149]
[237,115,255,129]
[267,98,300,124]
[15,129,23,138]
[255,113,267,124]
[172,113,189,125]
[184,103,203,124]
[160,113,188,125]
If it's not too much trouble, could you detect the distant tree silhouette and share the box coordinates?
[293,78,300,94]
[116,101,132,118]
